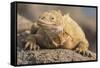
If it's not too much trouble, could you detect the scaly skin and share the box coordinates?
[24,10,95,58]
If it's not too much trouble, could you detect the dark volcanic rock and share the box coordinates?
[17,49,96,65]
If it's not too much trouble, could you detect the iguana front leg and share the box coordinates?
[24,34,40,50]
[75,39,96,58]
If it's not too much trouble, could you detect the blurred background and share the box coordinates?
[17,3,97,52]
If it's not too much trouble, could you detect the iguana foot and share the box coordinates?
[24,35,40,50]
[75,47,96,59]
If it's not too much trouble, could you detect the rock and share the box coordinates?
[17,14,33,33]
[17,49,96,65]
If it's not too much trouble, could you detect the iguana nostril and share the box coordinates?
[41,16,45,19]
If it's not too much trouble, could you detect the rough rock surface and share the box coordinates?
[17,49,96,65]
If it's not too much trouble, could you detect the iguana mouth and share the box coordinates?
[38,19,56,25]
[38,19,63,32]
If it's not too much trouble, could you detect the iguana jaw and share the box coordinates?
[38,19,55,25]
[38,19,63,29]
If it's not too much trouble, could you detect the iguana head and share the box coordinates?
[37,10,64,33]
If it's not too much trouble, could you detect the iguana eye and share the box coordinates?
[51,17,54,20]
[50,16,55,21]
